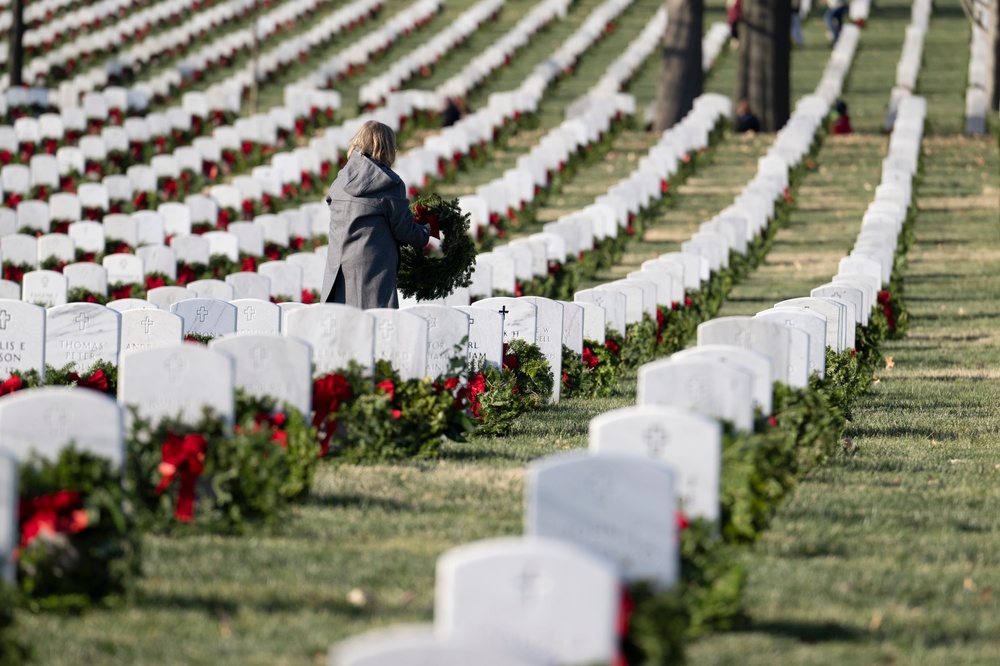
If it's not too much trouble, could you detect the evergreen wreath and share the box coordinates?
[398,194,476,301]
[16,447,141,613]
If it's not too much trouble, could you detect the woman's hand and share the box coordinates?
[423,235,442,255]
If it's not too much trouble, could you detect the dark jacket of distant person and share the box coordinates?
[320,123,428,309]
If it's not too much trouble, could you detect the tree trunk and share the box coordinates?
[734,0,791,131]
[989,0,1000,111]
[7,0,24,86]
[653,0,704,132]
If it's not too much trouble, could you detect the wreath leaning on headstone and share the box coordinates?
[397,195,477,301]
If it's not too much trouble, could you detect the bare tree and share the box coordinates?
[734,0,791,131]
[653,0,704,132]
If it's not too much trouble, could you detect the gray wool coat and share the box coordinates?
[320,152,429,309]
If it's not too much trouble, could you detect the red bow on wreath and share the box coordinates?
[156,432,207,522]
[877,290,896,330]
[18,490,89,551]
[312,374,354,456]
[0,375,23,396]
[68,368,109,392]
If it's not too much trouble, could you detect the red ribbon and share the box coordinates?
[583,347,599,370]
[18,490,88,551]
[459,373,487,418]
[68,368,109,392]
[312,374,354,455]
[156,432,207,522]
[0,375,23,396]
[878,290,896,330]
[376,379,395,402]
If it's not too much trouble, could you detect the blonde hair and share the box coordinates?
[347,120,397,166]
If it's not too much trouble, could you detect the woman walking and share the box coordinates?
[320,121,431,309]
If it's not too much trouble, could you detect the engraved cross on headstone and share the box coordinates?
[322,317,338,336]
[140,316,154,334]
[587,471,613,503]
[643,424,669,456]
[196,306,210,323]
[0,310,10,330]
[44,407,68,437]
[687,375,710,410]
[378,320,393,340]
[243,306,256,321]
[75,312,90,331]
[517,567,549,607]
[736,328,752,348]
[250,343,269,370]
[165,353,186,383]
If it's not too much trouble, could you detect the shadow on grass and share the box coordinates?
[306,493,414,512]
[133,590,362,616]
[734,620,865,644]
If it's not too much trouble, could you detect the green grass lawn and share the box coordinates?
[15,0,1000,663]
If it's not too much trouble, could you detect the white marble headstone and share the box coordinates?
[232,298,281,334]
[0,387,124,467]
[589,404,722,522]
[0,300,45,379]
[0,281,19,301]
[118,345,235,426]
[520,297,563,403]
[187,279,235,301]
[405,305,470,379]
[435,537,618,666]
[472,297,537,344]
[22,269,68,307]
[575,289,624,336]
[102,253,145,285]
[812,283,867,326]
[526,452,678,587]
[776,297,850,353]
[283,304,375,375]
[259,260,303,302]
[755,308,826,379]
[674,344,773,415]
[210,334,312,415]
[287,252,325,293]
[147,285,196,310]
[120,308,183,356]
[170,298,238,338]
[63,262,108,296]
[576,300,606,343]
[697,316,809,389]
[638,358,754,432]
[107,298,158,312]
[226,271,272,301]
[454,306,503,369]
[558,300,584,356]
[370,309,428,381]
[46,303,121,369]
[330,627,540,666]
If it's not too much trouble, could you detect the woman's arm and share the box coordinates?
[383,193,430,248]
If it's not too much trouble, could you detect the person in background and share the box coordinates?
[791,0,805,47]
[726,0,742,41]
[824,0,849,46]
[734,98,761,134]
[442,96,468,128]
[321,120,433,309]
[831,100,853,134]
